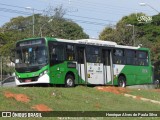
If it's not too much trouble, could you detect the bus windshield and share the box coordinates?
[15,44,48,72]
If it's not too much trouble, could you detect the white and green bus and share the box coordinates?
[15,37,153,87]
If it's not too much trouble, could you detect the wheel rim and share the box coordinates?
[119,80,123,87]
[119,77,125,87]
[66,78,73,87]
[121,81,125,87]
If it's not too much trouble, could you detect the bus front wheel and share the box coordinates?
[65,75,75,87]
[118,76,126,87]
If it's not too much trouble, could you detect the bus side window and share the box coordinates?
[66,44,75,61]
[49,47,56,61]
[86,46,101,63]
[125,50,136,65]
[137,51,149,66]
[68,53,73,60]
[77,48,84,64]
[49,43,64,65]
[51,48,57,61]
[113,49,124,64]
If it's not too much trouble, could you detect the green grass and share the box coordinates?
[129,88,160,101]
[0,86,160,120]
[0,86,160,111]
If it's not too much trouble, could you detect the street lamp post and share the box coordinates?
[26,7,35,37]
[126,24,135,46]
[139,3,160,14]
[39,19,53,37]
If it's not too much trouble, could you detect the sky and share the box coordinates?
[0,0,160,38]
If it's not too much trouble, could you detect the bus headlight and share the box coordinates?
[39,70,48,77]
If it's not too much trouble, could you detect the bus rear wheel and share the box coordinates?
[118,76,126,87]
[65,75,75,87]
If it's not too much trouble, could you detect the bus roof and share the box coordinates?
[55,38,117,47]
[55,38,148,50]
[17,37,148,50]
[116,44,140,49]
[76,39,117,45]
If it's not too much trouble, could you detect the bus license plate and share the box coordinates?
[25,79,31,82]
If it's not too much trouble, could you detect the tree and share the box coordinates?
[99,13,146,45]
[43,18,89,39]
[99,27,116,41]
[0,5,89,55]
[0,32,13,56]
[0,33,14,76]
[99,13,160,63]
[99,24,134,45]
[0,32,8,46]
[1,6,89,40]
[0,5,89,76]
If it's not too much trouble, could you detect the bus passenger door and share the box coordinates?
[77,47,87,84]
[103,50,112,85]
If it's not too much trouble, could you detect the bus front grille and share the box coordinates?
[18,77,39,83]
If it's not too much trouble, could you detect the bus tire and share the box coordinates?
[65,75,75,87]
[118,76,126,87]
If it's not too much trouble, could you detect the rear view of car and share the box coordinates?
[1,76,16,87]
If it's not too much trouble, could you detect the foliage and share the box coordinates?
[0,6,89,52]
[0,5,89,75]
[99,27,116,41]
[1,6,89,41]
[0,32,9,45]
[0,33,14,76]
[100,13,144,45]
[45,18,89,39]
[99,13,160,63]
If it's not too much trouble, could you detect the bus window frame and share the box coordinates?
[66,44,76,61]
[76,44,86,64]
[125,49,137,65]
[136,50,149,66]
[48,41,65,66]
[113,48,125,65]
[102,48,112,66]
[86,45,102,63]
